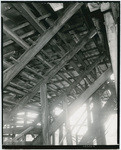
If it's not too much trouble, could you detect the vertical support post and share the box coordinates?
[63,94,73,145]
[86,99,92,127]
[59,125,63,145]
[101,3,117,92]
[52,133,55,145]
[76,134,78,144]
[86,99,93,145]
[92,93,106,145]
[40,83,50,145]
[22,135,26,145]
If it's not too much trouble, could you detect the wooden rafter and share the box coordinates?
[3,3,83,88]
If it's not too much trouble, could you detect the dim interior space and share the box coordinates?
[2,2,119,146]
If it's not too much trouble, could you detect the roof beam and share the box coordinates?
[3,3,83,88]
[49,67,112,134]
[4,29,97,125]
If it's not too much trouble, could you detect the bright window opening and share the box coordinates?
[90,111,93,123]
[55,129,59,145]
[102,101,107,107]
[69,104,86,126]
[93,138,97,145]
[63,124,67,145]
[26,134,34,142]
[17,112,25,116]
[69,104,88,145]
[49,3,63,11]
[26,112,38,118]
[110,74,115,81]
[16,125,23,128]
[16,120,24,124]
[27,121,33,124]
[105,114,117,144]
[90,103,93,110]
[37,123,41,126]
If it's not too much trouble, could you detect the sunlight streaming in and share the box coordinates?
[105,114,117,144]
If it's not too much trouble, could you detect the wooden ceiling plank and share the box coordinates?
[3,3,83,88]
